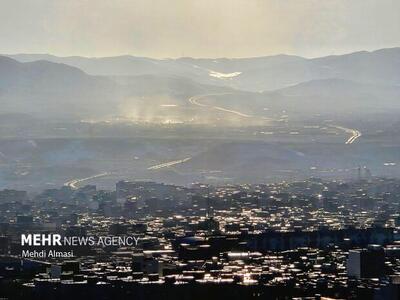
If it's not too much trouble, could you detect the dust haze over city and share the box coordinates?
[4,1,400,300]
[1,0,400,191]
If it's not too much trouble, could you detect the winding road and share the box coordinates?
[64,172,109,189]
[147,157,192,170]
[188,93,252,118]
[334,126,362,144]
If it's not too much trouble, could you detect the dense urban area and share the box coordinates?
[1,175,400,299]
[1,2,400,300]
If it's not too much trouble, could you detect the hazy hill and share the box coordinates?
[0,56,119,119]
[114,74,233,101]
[268,78,400,115]
[196,78,400,121]
[7,48,400,91]
[0,56,235,122]
[2,48,400,124]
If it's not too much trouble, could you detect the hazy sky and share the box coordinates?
[1,0,400,58]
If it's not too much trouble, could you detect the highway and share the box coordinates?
[188,95,209,107]
[188,93,252,118]
[147,157,192,170]
[212,106,251,118]
[334,126,362,144]
[190,94,367,144]
[64,172,109,189]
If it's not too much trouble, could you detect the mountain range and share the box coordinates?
[1,47,400,122]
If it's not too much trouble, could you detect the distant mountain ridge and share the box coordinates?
[1,47,400,123]
[0,56,235,121]
[6,47,400,91]
[0,56,118,119]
